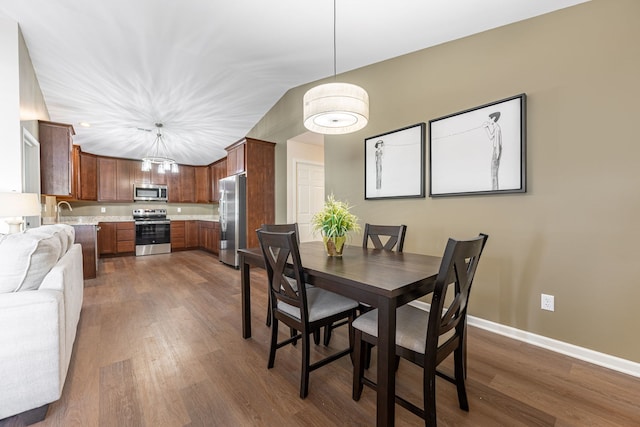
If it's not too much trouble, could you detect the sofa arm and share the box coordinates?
[0,290,64,419]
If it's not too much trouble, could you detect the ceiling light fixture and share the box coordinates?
[141,123,179,174]
[303,0,369,135]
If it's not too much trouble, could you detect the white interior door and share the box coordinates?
[295,162,324,242]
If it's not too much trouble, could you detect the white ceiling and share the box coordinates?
[1,0,588,165]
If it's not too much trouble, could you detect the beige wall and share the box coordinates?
[248,0,640,362]
[19,28,48,123]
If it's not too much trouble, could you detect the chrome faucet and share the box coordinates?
[56,200,72,223]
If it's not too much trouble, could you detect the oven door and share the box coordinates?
[135,221,171,245]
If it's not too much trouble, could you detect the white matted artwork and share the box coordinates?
[429,94,526,197]
[365,123,425,200]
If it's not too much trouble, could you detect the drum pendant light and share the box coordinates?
[303,0,369,134]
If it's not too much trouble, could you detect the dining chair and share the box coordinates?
[323,223,407,347]
[257,229,359,399]
[351,233,488,426]
[260,223,299,328]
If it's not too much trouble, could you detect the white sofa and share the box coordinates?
[0,224,84,423]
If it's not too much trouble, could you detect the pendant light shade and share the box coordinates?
[303,82,369,134]
[302,0,369,135]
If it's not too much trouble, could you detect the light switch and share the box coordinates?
[100,207,106,213]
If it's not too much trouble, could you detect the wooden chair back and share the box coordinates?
[260,223,300,244]
[426,234,488,365]
[257,230,308,321]
[362,223,407,252]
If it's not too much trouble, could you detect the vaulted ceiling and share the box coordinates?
[1,0,588,165]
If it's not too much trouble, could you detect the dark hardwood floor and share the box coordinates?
[2,251,639,426]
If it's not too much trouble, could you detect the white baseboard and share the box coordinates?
[408,301,640,378]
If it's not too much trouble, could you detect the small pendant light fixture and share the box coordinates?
[303,0,369,134]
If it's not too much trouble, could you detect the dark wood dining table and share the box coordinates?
[238,241,442,427]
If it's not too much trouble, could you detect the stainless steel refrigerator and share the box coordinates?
[219,174,247,267]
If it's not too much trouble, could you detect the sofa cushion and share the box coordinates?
[0,231,63,293]
[26,224,75,256]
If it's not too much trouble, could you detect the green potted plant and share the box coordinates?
[311,194,360,256]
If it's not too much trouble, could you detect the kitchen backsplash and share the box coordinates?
[57,201,218,218]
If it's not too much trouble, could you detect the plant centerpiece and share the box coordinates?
[311,194,360,256]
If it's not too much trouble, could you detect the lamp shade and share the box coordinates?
[303,83,369,134]
[0,192,41,217]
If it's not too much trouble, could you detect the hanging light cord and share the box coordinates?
[333,0,337,79]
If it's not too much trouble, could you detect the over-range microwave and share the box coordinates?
[133,184,168,202]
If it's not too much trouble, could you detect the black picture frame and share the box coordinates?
[365,123,425,200]
[429,94,526,197]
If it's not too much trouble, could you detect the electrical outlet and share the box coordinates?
[177,207,181,213]
[541,294,555,311]
[100,207,106,213]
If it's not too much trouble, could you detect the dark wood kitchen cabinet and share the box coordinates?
[170,221,185,250]
[209,158,227,202]
[39,120,75,197]
[98,222,116,255]
[167,165,196,203]
[225,138,275,249]
[116,159,136,201]
[98,221,135,256]
[96,157,136,202]
[180,166,196,203]
[97,157,117,201]
[73,146,97,201]
[171,220,199,251]
[186,220,199,248]
[195,166,210,203]
[226,142,245,176]
[72,224,97,279]
[198,221,219,255]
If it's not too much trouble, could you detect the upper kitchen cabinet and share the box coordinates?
[209,158,227,202]
[39,120,75,197]
[133,161,167,186]
[97,157,138,202]
[180,165,196,203]
[167,165,195,203]
[194,166,210,203]
[73,145,97,201]
[97,157,117,201]
[226,141,245,176]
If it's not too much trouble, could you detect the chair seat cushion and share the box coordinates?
[278,287,358,322]
[352,304,430,354]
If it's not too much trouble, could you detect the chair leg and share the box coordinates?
[300,331,311,399]
[266,296,272,327]
[313,329,320,345]
[268,318,278,369]
[424,370,437,426]
[364,342,372,369]
[323,324,332,346]
[352,330,365,400]
[454,347,469,411]
[291,328,298,346]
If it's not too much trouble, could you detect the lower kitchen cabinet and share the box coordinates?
[98,221,135,256]
[172,220,205,251]
[198,221,219,255]
[72,224,98,279]
[171,221,186,250]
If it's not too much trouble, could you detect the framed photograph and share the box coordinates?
[365,123,425,200]
[429,93,526,197]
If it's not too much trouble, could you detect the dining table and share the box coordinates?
[238,240,442,427]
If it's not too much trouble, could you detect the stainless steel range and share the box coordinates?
[133,208,171,256]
